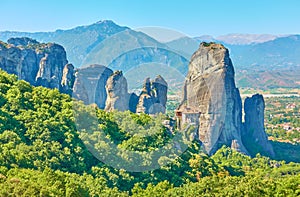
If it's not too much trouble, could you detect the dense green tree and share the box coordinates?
[0,70,300,196]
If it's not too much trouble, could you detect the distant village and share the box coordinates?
[265,99,300,144]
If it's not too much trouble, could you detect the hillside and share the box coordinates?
[0,69,300,195]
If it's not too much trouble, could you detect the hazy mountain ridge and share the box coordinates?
[0,20,129,66]
[1,20,300,90]
[194,33,287,45]
[167,35,300,89]
[167,34,300,68]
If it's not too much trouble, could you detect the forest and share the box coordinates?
[0,70,300,196]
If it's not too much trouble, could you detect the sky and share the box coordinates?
[0,0,300,37]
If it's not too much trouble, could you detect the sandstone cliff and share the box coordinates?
[35,43,68,89]
[178,42,275,156]
[61,63,75,94]
[0,38,167,113]
[104,72,167,114]
[104,71,134,112]
[0,37,169,115]
[0,37,73,93]
[72,64,113,109]
[178,42,248,155]
[136,76,168,114]
[243,94,275,156]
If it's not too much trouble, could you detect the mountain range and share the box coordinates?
[167,35,300,89]
[1,20,300,90]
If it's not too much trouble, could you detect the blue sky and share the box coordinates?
[1,0,299,36]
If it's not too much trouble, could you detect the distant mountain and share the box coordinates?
[1,20,299,90]
[0,21,190,92]
[194,34,287,45]
[229,35,300,68]
[80,28,189,91]
[166,36,199,57]
[217,34,284,45]
[0,20,129,67]
[169,35,300,68]
[167,35,300,89]
[226,35,300,89]
[235,67,300,89]
[81,29,163,66]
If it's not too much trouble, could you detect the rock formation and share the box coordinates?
[35,43,68,89]
[177,42,274,156]
[152,75,168,111]
[104,72,168,114]
[179,43,239,154]
[178,42,248,155]
[0,38,167,114]
[72,64,113,109]
[136,75,168,114]
[0,37,73,93]
[243,94,275,156]
[104,71,135,111]
[61,63,75,94]
[128,93,139,113]
[136,78,152,114]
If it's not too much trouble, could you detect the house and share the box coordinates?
[282,123,292,131]
[286,103,297,109]
[175,107,201,130]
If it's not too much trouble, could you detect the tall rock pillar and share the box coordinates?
[178,42,248,155]
[243,94,275,157]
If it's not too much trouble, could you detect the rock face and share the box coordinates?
[35,44,68,89]
[61,63,75,94]
[0,38,167,114]
[105,71,135,111]
[178,42,248,155]
[136,75,168,114]
[104,72,167,114]
[128,93,139,113]
[72,64,113,109]
[243,94,275,156]
[0,37,73,93]
[178,42,274,156]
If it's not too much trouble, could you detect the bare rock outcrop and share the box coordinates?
[104,73,167,114]
[0,37,73,92]
[178,42,248,155]
[177,42,275,156]
[61,63,75,94]
[152,75,168,110]
[136,78,153,114]
[243,94,275,157]
[72,64,113,108]
[0,39,39,85]
[105,71,136,111]
[136,76,168,114]
[35,43,68,89]
[129,93,139,113]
